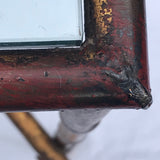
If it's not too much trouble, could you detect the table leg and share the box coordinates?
[7,112,67,160]
[55,109,110,150]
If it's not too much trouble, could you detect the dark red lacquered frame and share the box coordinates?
[0,0,152,112]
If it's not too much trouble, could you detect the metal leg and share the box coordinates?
[6,109,110,159]
[7,112,68,160]
[56,109,110,150]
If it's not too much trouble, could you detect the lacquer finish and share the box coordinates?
[0,0,152,112]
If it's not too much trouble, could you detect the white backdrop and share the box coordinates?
[0,0,159,160]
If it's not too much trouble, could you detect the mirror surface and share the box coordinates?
[0,0,84,48]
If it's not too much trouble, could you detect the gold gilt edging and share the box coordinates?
[93,0,112,35]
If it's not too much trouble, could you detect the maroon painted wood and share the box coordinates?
[0,0,152,112]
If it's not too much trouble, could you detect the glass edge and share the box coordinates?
[0,40,82,50]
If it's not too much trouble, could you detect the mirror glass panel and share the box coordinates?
[0,0,84,49]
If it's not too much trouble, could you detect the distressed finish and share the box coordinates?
[0,0,152,112]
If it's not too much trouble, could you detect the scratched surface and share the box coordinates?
[0,0,152,112]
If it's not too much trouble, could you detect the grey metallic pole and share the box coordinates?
[56,109,110,150]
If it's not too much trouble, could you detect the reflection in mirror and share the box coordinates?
[0,0,84,49]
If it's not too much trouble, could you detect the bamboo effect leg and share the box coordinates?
[7,112,67,160]
[56,109,110,150]
[6,109,110,159]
